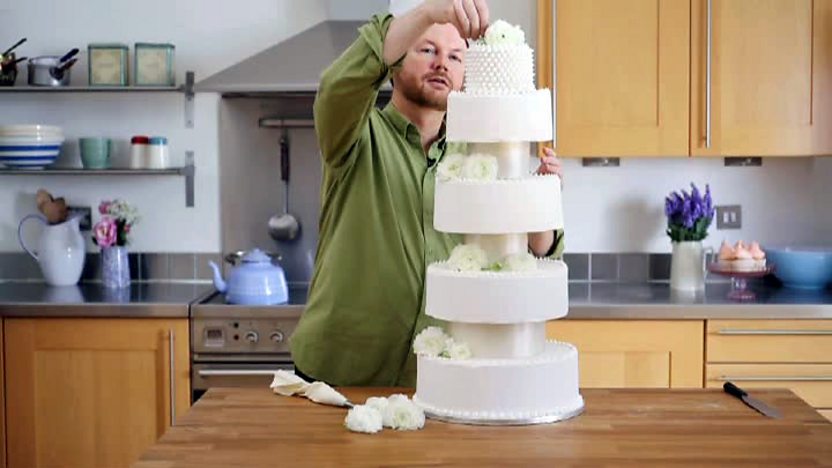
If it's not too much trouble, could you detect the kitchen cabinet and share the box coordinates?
[705,320,832,423]
[537,0,832,157]
[540,0,690,157]
[691,0,832,156]
[547,320,704,388]
[4,318,190,468]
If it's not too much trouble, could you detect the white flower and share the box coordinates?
[413,326,451,357]
[382,397,426,430]
[444,341,472,360]
[504,252,538,272]
[447,244,489,272]
[437,153,466,181]
[461,154,498,181]
[484,20,526,46]
[344,405,383,434]
[365,396,389,414]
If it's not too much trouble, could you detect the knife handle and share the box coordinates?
[723,381,747,399]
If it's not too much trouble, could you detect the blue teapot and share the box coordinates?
[209,249,288,305]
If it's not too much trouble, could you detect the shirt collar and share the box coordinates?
[382,102,448,151]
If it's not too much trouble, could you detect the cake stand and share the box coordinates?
[707,263,774,301]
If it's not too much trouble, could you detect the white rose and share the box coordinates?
[365,396,389,414]
[484,20,526,46]
[447,244,489,272]
[382,397,426,430]
[444,341,472,360]
[504,252,538,272]
[413,326,451,357]
[461,154,498,181]
[437,153,466,182]
[344,405,383,434]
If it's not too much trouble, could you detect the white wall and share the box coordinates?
[0,0,328,253]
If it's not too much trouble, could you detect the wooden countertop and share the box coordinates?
[137,387,832,467]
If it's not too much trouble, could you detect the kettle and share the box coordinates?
[209,249,288,305]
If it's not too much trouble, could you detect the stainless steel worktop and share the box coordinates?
[566,281,832,319]
[0,281,213,318]
[1,280,831,320]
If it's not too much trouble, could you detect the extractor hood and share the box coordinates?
[197,20,392,96]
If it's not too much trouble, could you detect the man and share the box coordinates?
[290,0,563,387]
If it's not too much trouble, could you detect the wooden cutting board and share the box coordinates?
[136,387,832,467]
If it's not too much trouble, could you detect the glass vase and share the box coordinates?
[101,246,131,288]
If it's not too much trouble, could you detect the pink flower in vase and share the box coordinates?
[98,201,112,215]
[93,217,117,248]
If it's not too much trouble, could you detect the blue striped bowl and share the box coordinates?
[0,136,64,169]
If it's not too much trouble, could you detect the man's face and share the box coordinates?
[394,23,466,111]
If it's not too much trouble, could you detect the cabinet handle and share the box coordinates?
[198,369,285,377]
[169,328,176,427]
[717,329,832,336]
[717,376,832,382]
[705,0,713,148]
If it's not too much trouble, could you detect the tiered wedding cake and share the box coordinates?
[412,21,583,425]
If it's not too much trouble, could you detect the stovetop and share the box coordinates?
[191,285,308,355]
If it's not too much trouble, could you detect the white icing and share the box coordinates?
[464,43,535,95]
[270,369,309,396]
[447,89,553,142]
[425,259,568,324]
[414,342,583,422]
[464,234,528,262]
[433,175,563,234]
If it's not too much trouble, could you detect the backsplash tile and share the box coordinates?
[0,252,218,282]
[195,253,221,280]
[563,253,589,280]
[649,254,672,281]
[619,254,649,282]
[591,254,618,281]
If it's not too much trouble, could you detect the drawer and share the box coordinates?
[820,410,832,423]
[707,320,832,363]
[706,363,832,408]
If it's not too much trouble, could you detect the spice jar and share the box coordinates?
[130,135,149,168]
[147,136,169,169]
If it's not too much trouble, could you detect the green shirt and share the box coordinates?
[290,14,564,387]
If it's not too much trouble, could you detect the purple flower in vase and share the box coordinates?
[665,183,716,242]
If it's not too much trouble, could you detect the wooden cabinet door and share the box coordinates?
[541,0,690,156]
[5,318,190,468]
[691,0,832,156]
[547,320,704,388]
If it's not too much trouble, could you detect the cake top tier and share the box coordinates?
[463,20,535,95]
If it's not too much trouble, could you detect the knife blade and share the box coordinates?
[723,382,783,419]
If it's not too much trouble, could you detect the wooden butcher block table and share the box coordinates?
[136,387,832,467]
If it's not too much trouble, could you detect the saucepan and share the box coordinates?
[28,48,79,86]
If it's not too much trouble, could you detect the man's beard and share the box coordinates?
[396,72,453,111]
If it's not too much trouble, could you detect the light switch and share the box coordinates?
[716,205,742,229]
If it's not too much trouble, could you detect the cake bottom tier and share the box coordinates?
[413,341,584,425]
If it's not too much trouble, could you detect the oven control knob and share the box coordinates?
[244,331,259,343]
[270,331,285,343]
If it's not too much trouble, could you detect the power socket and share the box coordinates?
[68,206,92,231]
[716,205,742,229]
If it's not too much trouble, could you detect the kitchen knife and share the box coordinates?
[723,382,783,419]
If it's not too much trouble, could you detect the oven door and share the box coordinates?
[192,361,295,402]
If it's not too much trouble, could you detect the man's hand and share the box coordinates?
[421,0,490,39]
[536,146,563,180]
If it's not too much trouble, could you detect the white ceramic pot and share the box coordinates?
[670,241,709,291]
[18,214,85,286]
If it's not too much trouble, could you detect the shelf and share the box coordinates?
[0,71,196,128]
[0,85,183,93]
[0,152,196,208]
[0,167,186,175]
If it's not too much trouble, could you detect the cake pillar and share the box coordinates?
[448,322,546,359]
[464,233,528,263]
[468,142,531,179]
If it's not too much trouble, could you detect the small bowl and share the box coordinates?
[765,246,832,290]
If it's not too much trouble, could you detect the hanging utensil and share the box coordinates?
[268,129,301,242]
[2,37,27,57]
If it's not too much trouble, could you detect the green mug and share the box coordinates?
[79,137,112,169]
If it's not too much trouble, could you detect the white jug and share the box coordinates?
[18,214,85,286]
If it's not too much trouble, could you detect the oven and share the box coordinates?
[190,289,306,402]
